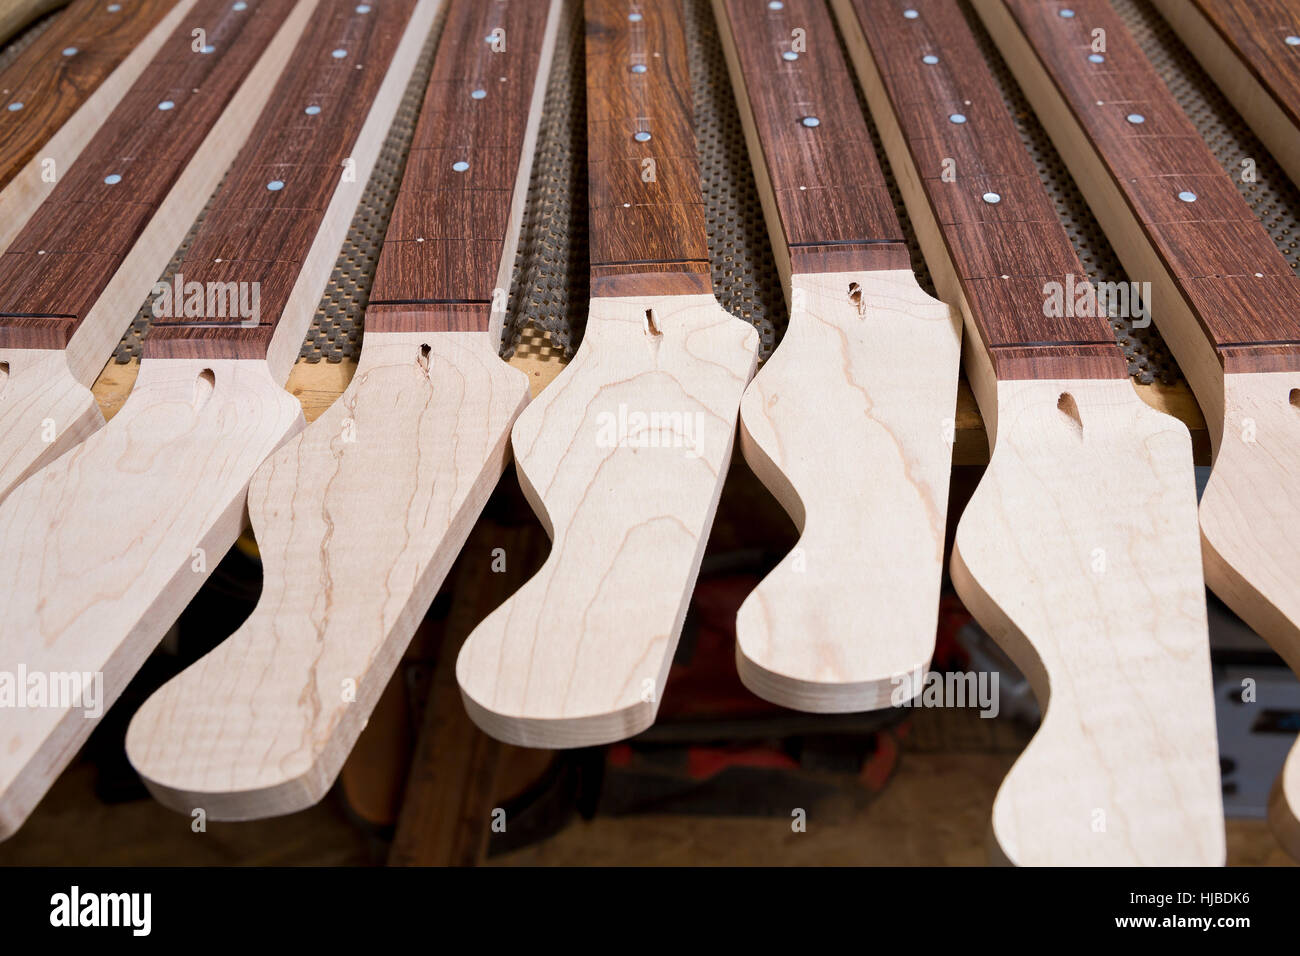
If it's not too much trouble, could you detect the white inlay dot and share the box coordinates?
[922,54,938,64]
[452,161,470,172]
[1126,113,1145,124]
[1060,8,1075,17]
[62,47,78,56]
[628,12,642,21]
[904,9,918,19]
[1288,36,1300,46]
[630,63,647,73]
[201,44,215,54]
[104,173,122,185]
[949,113,967,124]
[471,88,488,98]
[332,49,347,59]
[634,130,652,141]
[158,100,175,110]
[1088,53,1104,63]
[783,51,798,61]
[233,1,247,10]
[1178,190,1197,202]
[983,192,1001,204]
[305,104,321,114]
[267,180,284,190]
[801,116,820,127]
[7,102,22,111]
[357,4,371,12]
[769,1,784,9]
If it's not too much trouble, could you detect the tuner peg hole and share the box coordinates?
[193,368,216,410]
[848,282,865,315]
[1057,391,1083,435]
[0,361,9,398]
[644,309,661,337]
[1289,388,1300,409]
[418,343,431,372]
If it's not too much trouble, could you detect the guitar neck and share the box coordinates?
[714,0,907,279]
[839,0,1126,382]
[584,0,710,297]
[0,0,177,192]
[366,0,557,342]
[141,0,420,374]
[989,0,1300,379]
[0,0,294,356]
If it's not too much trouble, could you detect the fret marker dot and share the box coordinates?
[357,4,371,11]
[628,12,642,21]
[305,104,321,114]
[769,1,784,8]
[1088,53,1104,63]
[922,54,939,64]
[983,192,1002,204]
[267,180,284,190]
[7,102,22,111]
[783,51,798,61]
[104,174,122,185]
[201,45,215,54]
[332,49,347,59]
[452,161,470,172]
[630,64,647,73]
[471,88,488,98]
[62,47,78,56]
[1178,190,1197,202]
[903,9,918,19]
[801,116,820,127]
[107,3,121,10]
[634,130,652,141]
[1288,36,1300,46]
[1126,113,1145,124]
[1060,8,1075,17]
[37,250,45,255]
[233,1,247,9]
[158,100,174,110]
[949,113,967,124]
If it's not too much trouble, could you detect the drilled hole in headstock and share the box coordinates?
[1289,387,1299,410]
[418,343,431,372]
[848,282,864,315]
[193,368,216,410]
[644,309,661,336]
[1057,391,1083,435]
[0,361,8,396]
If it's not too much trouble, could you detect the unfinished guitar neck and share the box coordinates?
[837,0,1222,864]
[455,0,759,748]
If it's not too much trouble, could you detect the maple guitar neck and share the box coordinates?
[712,0,960,713]
[456,0,760,748]
[0,0,188,252]
[835,0,1222,865]
[0,0,437,841]
[976,0,1300,864]
[0,0,304,500]
[126,0,558,822]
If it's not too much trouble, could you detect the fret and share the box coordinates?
[143,0,417,361]
[0,0,177,193]
[998,0,1300,374]
[0,0,295,353]
[850,0,1124,381]
[584,0,710,294]
[837,0,1221,866]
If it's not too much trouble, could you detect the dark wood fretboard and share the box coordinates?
[0,0,295,351]
[845,0,1126,381]
[0,0,175,193]
[366,0,554,335]
[142,0,417,360]
[1002,0,1300,374]
[585,0,710,297]
[717,0,907,276]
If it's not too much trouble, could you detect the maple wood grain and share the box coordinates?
[584,0,709,295]
[0,0,296,351]
[143,0,418,359]
[0,0,175,192]
[848,0,1125,381]
[1002,0,1300,374]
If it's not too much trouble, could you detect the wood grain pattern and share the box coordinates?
[0,0,307,503]
[457,294,759,746]
[845,0,1124,382]
[143,0,418,361]
[976,0,1300,863]
[714,0,961,712]
[0,0,174,191]
[838,0,1222,864]
[124,0,558,821]
[1156,0,1300,189]
[0,0,436,841]
[584,0,709,294]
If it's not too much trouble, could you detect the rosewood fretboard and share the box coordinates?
[0,0,295,351]
[718,0,907,276]
[845,0,1126,381]
[585,0,710,297]
[1001,0,1300,374]
[366,0,554,335]
[142,0,418,360]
